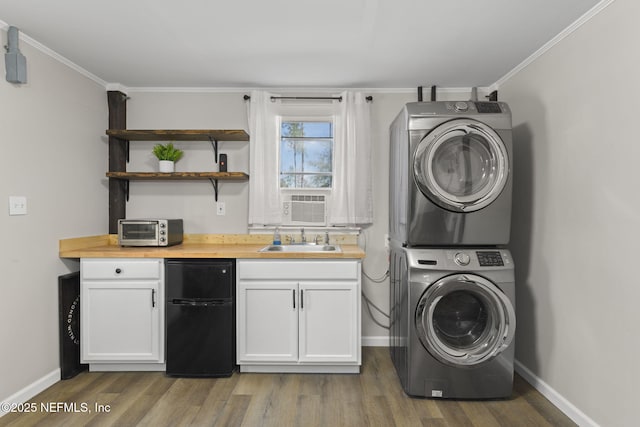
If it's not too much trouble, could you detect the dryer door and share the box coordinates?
[414,119,509,212]
[415,273,515,367]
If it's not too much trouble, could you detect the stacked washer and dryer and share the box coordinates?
[389,101,516,399]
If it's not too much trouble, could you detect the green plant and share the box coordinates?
[152,142,184,162]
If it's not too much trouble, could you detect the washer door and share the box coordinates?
[414,119,509,212]
[415,273,515,367]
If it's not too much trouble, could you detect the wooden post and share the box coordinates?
[107,91,127,234]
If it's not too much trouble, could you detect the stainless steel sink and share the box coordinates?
[259,244,342,253]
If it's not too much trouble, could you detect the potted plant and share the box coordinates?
[152,142,184,173]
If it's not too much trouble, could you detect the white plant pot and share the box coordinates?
[159,160,175,173]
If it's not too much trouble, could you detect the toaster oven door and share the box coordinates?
[119,221,158,246]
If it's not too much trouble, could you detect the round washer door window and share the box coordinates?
[414,119,509,212]
[415,273,515,367]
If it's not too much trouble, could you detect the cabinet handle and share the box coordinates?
[115,268,122,274]
[301,289,304,309]
[152,289,156,308]
[292,289,296,309]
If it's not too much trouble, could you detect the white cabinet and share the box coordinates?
[238,281,298,363]
[298,281,358,363]
[80,258,164,371]
[237,260,361,373]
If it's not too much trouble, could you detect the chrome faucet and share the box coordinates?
[324,231,330,244]
[300,228,306,243]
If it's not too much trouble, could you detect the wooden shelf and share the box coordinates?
[105,92,251,230]
[106,171,248,201]
[106,171,249,180]
[106,129,249,141]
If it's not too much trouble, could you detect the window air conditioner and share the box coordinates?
[282,194,326,226]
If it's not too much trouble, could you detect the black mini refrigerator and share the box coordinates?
[165,259,236,377]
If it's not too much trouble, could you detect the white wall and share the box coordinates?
[0,31,107,402]
[124,92,250,233]
[499,1,639,426]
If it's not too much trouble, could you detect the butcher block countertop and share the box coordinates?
[59,234,365,259]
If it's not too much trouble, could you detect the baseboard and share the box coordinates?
[362,336,389,347]
[514,360,599,427]
[0,369,60,418]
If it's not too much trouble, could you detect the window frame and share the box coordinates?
[278,116,335,191]
[273,102,339,227]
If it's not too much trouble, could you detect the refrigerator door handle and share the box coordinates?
[172,298,198,306]
[171,299,229,306]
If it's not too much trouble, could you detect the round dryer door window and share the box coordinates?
[414,119,509,212]
[415,273,515,367]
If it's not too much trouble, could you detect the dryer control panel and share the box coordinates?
[475,102,502,113]
[444,101,504,114]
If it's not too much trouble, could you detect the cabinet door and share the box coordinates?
[298,281,359,363]
[82,281,162,362]
[237,281,298,363]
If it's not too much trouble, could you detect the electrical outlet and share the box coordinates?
[9,196,27,215]
[216,202,226,216]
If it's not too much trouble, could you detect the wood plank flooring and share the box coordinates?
[0,348,576,427]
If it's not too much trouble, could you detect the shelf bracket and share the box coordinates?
[209,137,219,163]
[209,178,219,201]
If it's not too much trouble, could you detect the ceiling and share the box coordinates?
[0,0,603,89]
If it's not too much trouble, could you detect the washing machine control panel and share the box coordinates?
[476,251,504,266]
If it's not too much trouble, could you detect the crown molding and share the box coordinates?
[105,83,129,95]
[120,85,492,95]
[0,20,107,88]
[492,0,615,91]
[4,0,614,95]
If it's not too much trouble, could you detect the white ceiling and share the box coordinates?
[0,0,603,89]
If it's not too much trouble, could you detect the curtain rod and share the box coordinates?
[243,95,373,102]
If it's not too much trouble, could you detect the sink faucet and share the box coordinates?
[300,228,306,243]
[324,231,330,244]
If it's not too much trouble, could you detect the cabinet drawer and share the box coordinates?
[82,258,163,280]
[238,260,359,280]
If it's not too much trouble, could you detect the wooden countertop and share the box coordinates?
[59,234,365,259]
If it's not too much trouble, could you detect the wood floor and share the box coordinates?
[0,348,575,427]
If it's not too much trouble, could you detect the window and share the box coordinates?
[248,90,372,227]
[279,120,333,189]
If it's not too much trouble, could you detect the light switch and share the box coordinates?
[9,196,27,215]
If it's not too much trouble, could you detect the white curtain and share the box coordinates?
[247,90,282,225]
[329,91,373,225]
